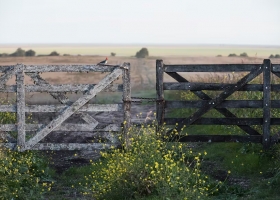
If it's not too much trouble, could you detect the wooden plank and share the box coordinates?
[24,68,122,150]
[164,118,263,125]
[0,143,117,151]
[24,65,119,72]
[26,72,69,104]
[156,60,165,127]
[271,64,280,72]
[163,83,266,91]
[172,66,263,128]
[0,143,16,149]
[0,123,121,132]
[165,100,280,108]
[0,104,123,112]
[0,84,123,92]
[16,65,25,150]
[166,72,260,135]
[172,135,263,143]
[26,72,100,130]
[164,64,260,72]
[0,65,15,73]
[263,59,271,148]
[122,63,131,146]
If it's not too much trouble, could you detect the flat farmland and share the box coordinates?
[1,44,280,57]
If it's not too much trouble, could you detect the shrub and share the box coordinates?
[136,47,149,58]
[0,99,53,199]
[0,53,9,57]
[216,55,222,57]
[269,54,275,58]
[228,53,237,57]
[25,49,36,57]
[9,48,25,57]
[240,52,248,57]
[82,125,219,199]
[49,51,59,56]
[63,54,71,56]
[275,54,280,58]
[111,52,116,56]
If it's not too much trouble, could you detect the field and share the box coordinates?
[1,47,280,199]
[1,44,280,57]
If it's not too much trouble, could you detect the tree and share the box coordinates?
[49,51,59,56]
[135,48,149,58]
[9,48,25,57]
[111,52,116,56]
[269,54,275,58]
[25,49,36,57]
[228,53,237,57]
[240,52,248,57]
[275,54,280,58]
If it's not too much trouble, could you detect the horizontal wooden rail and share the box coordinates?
[0,104,123,112]
[172,135,263,143]
[164,64,260,72]
[163,83,280,91]
[0,123,121,132]
[0,64,121,73]
[0,143,118,150]
[165,100,280,108]
[164,118,280,125]
[0,84,123,93]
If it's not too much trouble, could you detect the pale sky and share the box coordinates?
[0,0,279,46]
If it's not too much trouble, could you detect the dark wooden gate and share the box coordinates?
[156,59,280,148]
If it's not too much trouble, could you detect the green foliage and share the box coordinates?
[0,149,53,200]
[25,49,36,57]
[228,53,237,57]
[275,54,280,58]
[49,51,59,56]
[269,54,275,58]
[240,52,248,57]
[0,99,53,199]
[63,54,71,56]
[82,126,219,199]
[111,52,116,56]
[9,48,26,57]
[136,48,149,58]
[216,55,222,57]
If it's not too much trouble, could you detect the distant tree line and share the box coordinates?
[0,48,61,57]
[269,54,280,58]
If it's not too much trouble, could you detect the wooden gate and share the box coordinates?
[0,63,131,151]
[156,59,280,148]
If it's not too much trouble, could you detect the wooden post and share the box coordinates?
[156,60,165,132]
[122,63,131,147]
[263,59,271,149]
[16,64,25,151]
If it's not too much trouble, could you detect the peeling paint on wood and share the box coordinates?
[24,68,123,150]
[0,104,123,112]
[0,123,121,132]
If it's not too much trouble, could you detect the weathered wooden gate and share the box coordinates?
[156,59,280,148]
[0,63,131,151]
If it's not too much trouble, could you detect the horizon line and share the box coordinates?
[0,43,280,48]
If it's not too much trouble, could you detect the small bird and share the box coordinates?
[98,57,108,65]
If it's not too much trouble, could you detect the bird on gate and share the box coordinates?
[98,57,108,65]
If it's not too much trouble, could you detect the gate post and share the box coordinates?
[16,64,26,151]
[263,59,271,149]
[122,63,131,148]
[156,60,165,132]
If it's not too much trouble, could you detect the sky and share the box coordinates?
[0,0,280,46]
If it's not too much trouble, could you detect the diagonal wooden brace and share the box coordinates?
[26,72,98,128]
[24,68,123,150]
[166,65,263,135]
